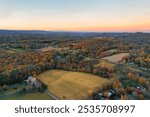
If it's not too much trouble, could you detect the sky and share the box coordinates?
[0,0,150,32]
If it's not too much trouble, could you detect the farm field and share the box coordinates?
[102,53,129,63]
[37,70,110,100]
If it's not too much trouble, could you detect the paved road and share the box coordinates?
[45,90,60,100]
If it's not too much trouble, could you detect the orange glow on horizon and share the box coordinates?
[0,18,150,32]
[1,24,149,32]
[0,18,149,32]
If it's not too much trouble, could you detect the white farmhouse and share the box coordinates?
[25,76,38,87]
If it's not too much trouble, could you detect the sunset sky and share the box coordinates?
[0,0,150,32]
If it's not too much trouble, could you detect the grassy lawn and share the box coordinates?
[3,93,53,100]
[37,70,110,100]
[0,83,53,100]
[11,48,26,52]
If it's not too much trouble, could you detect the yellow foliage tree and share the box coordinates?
[138,77,147,85]
[127,72,138,81]
[113,79,119,90]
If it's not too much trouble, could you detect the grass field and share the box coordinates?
[11,48,26,52]
[102,53,129,63]
[0,49,16,54]
[94,59,115,69]
[2,48,26,54]
[0,48,26,54]
[37,70,110,100]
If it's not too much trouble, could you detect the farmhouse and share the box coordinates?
[25,76,42,88]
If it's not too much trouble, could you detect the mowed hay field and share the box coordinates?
[37,70,110,100]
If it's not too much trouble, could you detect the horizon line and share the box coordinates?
[0,29,150,33]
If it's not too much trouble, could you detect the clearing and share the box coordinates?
[94,59,115,70]
[102,53,129,63]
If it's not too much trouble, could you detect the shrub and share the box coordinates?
[137,94,144,100]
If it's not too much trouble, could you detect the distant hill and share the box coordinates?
[0,30,150,44]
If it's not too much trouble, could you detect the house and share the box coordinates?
[136,86,146,92]
[98,92,104,100]
[103,89,120,100]
[25,76,40,88]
